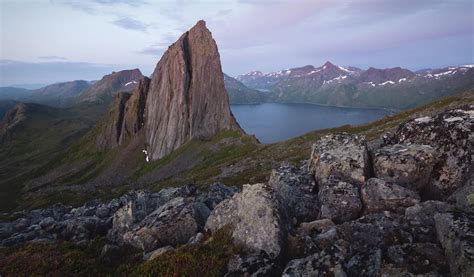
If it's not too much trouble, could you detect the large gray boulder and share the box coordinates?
[361,178,420,214]
[268,163,318,223]
[308,133,370,185]
[318,176,362,223]
[107,186,196,241]
[384,106,473,198]
[403,200,454,243]
[121,197,210,252]
[205,183,286,258]
[372,144,438,191]
[434,212,474,276]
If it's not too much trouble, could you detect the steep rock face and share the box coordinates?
[118,77,150,144]
[0,103,27,137]
[95,77,150,149]
[95,92,131,149]
[145,20,240,160]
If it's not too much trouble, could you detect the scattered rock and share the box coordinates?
[308,133,370,185]
[434,212,474,276]
[361,178,420,214]
[198,183,239,210]
[385,243,449,275]
[205,183,286,258]
[268,163,318,223]
[372,144,438,190]
[403,200,454,242]
[121,197,210,252]
[282,251,346,276]
[225,252,280,277]
[318,176,362,223]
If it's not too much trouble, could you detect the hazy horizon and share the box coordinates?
[1,0,473,86]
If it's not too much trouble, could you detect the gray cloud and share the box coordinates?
[136,43,169,56]
[111,17,150,32]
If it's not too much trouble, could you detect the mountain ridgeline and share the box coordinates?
[235,62,474,109]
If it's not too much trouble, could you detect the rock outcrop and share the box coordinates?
[361,178,420,214]
[145,20,240,160]
[372,144,438,191]
[308,133,369,185]
[93,21,241,159]
[384,106,473,198]
[205,183,286,258]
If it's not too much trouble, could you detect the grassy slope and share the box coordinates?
[0,101,108,212]
[9,91,473,213]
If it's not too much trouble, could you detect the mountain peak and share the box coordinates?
[322,61,336,68]
[144,21,241,160]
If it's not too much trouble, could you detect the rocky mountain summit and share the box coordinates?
[2,104,472,276]
[94,20,241,160]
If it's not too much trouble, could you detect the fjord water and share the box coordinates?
[231,103,393,143]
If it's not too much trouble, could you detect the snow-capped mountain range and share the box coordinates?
[234,62,474,109]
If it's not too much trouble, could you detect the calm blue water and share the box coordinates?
[230,103,393,143]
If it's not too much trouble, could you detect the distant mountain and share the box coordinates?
[28,80,91,107]
[237,62,474,109]
[79,69,143,103]
[0,87,32,101]
[224,74,265,104]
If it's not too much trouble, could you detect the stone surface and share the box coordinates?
[308,133,369,185]
[403,200,454,243]
[121,197,210,252]
[145,20,241,160]
[361,178,420,214]
[372,144,438,190]
[205,183,286,258]
[384,106,473,198]
[268,163,318,223]
[225,252,280,277]
[385,243,448,275]
[282,251,346,277]
[448,184,474,213]
[434,212,474,276]
[318,176,362,223]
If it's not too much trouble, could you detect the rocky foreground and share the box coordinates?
[1,105,473,276]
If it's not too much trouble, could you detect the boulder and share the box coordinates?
[225,252,280,277]
[268,163,318,223]
[122,197,210,252]
[336,213,412,276]
[361,178,420,214]
[308,133,369,185]
[385,243,448,275]
[205,183,286,258]
[434,212,474,276]
[108,186,196,242]
[100,244,121,264]
[318,176,362,223]
[403,200,454,242]
[282,251,346,277]
[384,106,473,198]
[198,183,239,210]
[448,184,474,213]
[372,144,438,190]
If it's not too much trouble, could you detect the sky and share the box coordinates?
[0,0,473,86]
